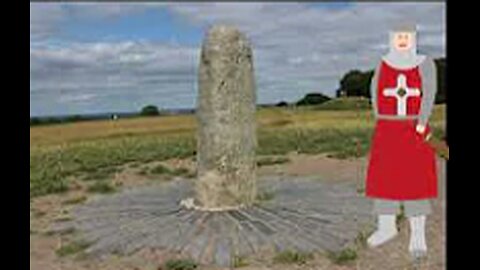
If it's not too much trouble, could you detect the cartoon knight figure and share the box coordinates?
[366,23,438,259]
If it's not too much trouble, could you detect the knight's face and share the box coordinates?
[393,32,414,52]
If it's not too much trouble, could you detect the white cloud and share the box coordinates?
[30,40,199,115]
[165,2,445,103]
[30,3,165,42]
[58,93,97,103]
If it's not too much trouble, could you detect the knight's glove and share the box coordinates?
[415,123,430,141]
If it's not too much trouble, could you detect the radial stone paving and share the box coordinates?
[53,176,374,267]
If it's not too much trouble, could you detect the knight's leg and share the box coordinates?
[404,200,432,259]
[367,199,399,247]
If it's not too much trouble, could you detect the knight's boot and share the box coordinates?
[408,215,427,259]
[367,214,398,247]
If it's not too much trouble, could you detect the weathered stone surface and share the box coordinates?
[196,25,257,208]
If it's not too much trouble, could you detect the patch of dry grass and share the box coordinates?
[30,114,196,147]
[30,104,446,198]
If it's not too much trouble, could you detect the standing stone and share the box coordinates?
[196,25,257,209]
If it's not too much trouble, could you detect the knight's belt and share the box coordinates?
[376,114,419,120]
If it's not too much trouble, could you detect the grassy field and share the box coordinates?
[30,102,446,198]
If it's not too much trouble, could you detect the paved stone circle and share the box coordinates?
[52,176,374,267]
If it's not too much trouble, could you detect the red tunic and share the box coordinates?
[366,61,438,200]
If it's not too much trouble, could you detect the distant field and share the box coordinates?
[30,103,446,197]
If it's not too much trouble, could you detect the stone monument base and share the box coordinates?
[52,177,374,267]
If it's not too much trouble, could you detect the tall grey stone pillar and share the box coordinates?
[195,25,257,209]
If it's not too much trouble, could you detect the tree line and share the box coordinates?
[335,57,446,103]
[277,57,445,108]
[31,58,446,126]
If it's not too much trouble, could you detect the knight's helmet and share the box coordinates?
[389,23,418,55]
[384,23,425,68]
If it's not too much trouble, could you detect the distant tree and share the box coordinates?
[66,114,83,123]
[45,117,61,124]
[296,93,331,106]
[336,57,446,104]
[140,105,160,116]
[337,70,374,98]
[30,117,41,126]
[336,88,347,97]
[275,101,289,107]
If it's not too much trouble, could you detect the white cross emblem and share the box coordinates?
[383,74,421,116]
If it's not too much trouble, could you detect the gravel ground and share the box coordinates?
[30,154,446,270]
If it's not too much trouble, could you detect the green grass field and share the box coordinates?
[30,101,446,198]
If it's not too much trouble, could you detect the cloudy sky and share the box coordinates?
[30,2,446,117]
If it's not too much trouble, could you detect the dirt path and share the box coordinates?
[30,154,446,270]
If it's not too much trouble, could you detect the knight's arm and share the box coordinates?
[418,57,438,127]
[370,62,381,117]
